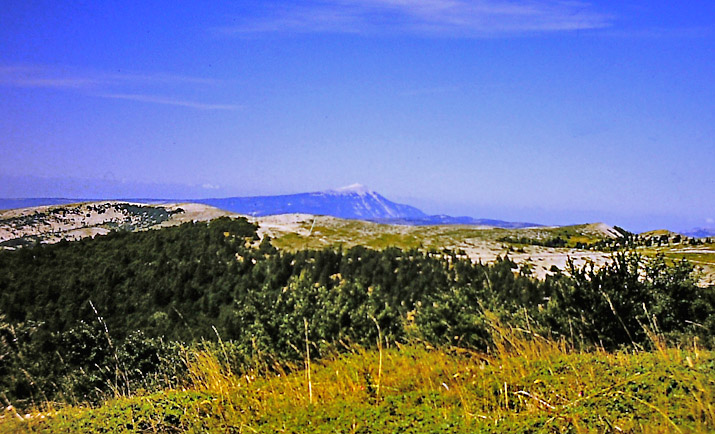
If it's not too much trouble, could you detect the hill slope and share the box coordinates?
[0,201,232,249]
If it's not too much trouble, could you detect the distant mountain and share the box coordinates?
[0,198,87,210]
[372,215,541,228]
[682,228,715,238]
[197,184,541,228]
[0,198,173,211]
[196,184,427,221]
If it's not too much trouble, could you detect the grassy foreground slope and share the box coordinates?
[1,216,714,432]
[3,334,713,433]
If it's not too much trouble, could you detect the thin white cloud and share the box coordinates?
[0,65,238,110]
[1,77,103,89]
[0,65,103,89]
[98,93,240,111]
[104,72,222,86]
[0,65,222,89]
[216,0,612,37]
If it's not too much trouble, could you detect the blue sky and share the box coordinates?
[1,1,713,232]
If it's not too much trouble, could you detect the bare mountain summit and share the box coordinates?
[196,184,427,220]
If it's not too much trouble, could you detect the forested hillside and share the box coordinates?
[1,217,713,410]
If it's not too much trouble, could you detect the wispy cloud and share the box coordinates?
[0,65,105,89]
[102,72,222,86]
[216,0,612,37]
[98,93,240,111]
[0,65,223,88]
[0,65,237,110]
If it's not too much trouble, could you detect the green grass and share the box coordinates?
[636,244,715,285]
[5,330,713,433]
[365,233,422,250]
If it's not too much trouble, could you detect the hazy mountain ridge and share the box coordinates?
[372,215,541,228]
[683,228,715,238]
[0,198,90,210]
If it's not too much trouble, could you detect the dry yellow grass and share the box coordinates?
[3,326,713,433]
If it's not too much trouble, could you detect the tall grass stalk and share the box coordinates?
[369,315,383,402]
[304,317,313,405]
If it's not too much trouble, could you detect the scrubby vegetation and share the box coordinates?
[1,217,714,431]
[497,235,568,248]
